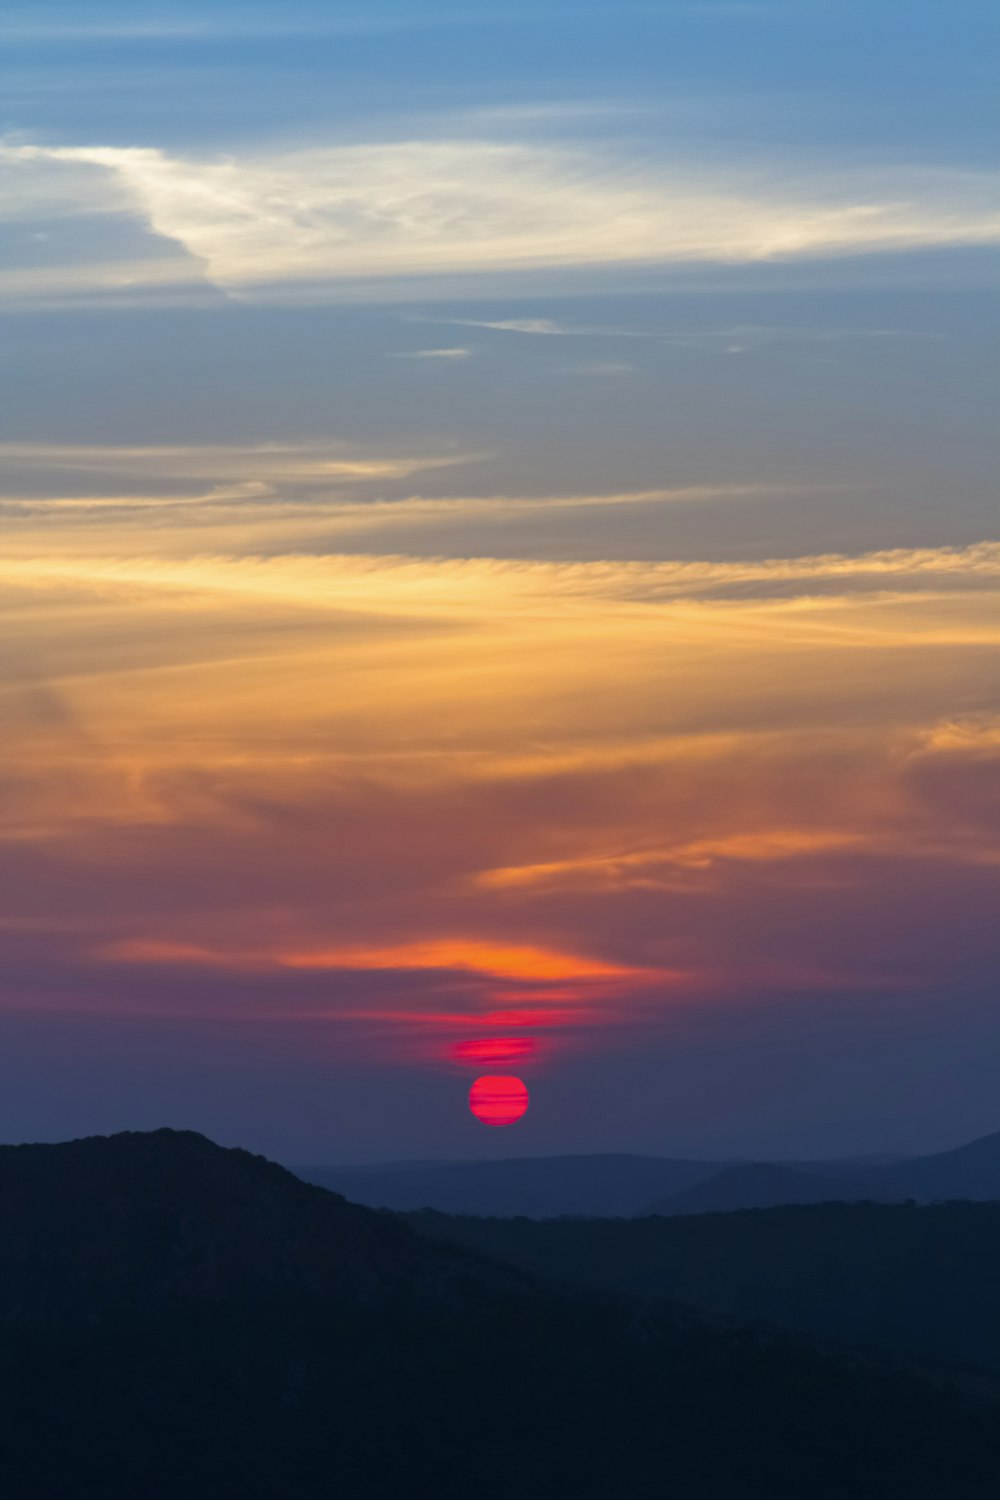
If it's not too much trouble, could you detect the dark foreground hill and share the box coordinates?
[408,1199,1000,1376]
[4,1131,1000,1500]
[0,1128,507,1321]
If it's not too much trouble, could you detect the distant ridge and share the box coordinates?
[298,1129,1000,1219]
[881,1131,1000,1202]
[298,1152,736,1217]
[647,1161,901,1217]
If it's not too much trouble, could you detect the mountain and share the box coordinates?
[0,1128,508,1322]
[646,1132,1000,1217]
[881,1131,1000,1202]
[297,1152,737,1217]
[408,1199,1000,1377]
[2,1130,1000,1498]
[647,1161,902,1216]
[297,1130,1000,1220]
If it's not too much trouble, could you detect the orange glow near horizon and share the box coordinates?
[469,1075,530,1127]
[4,473,999,1105]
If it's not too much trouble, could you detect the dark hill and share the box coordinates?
[647,1161,901,1216]
[408,1199,1000,1376]
[3,1130,1000,1499]
[0,1127,499,1322]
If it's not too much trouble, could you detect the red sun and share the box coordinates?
[469,1075,530,1127]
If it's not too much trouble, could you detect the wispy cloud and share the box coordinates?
[388,347,472,361]
[476,828,873,893]
[656,324,939,352]
[415,316,645,338]
[4,138,999,306]
[4,483,998,1054]
[0,440,469,490]
[419,315,932,348]
[436,317,573,336]
[0,448,794,550]
[4,533,999,615]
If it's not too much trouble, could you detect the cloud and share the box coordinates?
[5,522,997,607]
[3,602,998,1096]
[411,315,666,340]
[418,315,928,351]
[3,138,999,305]
[0,442,788,548]
[433,317,572,336]
[2,430,998,1083]
[101,936,654,988]
[388,347,472,361]
[915,716,1000,759]
[280,938,654,984]
[0,440,469,492]
[476,829,874,893]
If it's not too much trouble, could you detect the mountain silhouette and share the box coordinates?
[299,1129,1000,1219]
[881,1130,1000,1201]
[298,1152,735,1217]
[409,1198,1000,1378]
[0,1127,516,1322]
[645,1134,1000,1218]
[646,1161,901,1216]
[3,1129,1000,1498]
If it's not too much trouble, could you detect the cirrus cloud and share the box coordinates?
[3,137,999,305]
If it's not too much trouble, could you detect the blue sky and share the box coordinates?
[4,1,998,158]
[2,0,996,544]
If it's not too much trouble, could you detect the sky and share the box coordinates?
[1,0,998,1163]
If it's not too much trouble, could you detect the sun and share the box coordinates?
[468,1075,530,1127]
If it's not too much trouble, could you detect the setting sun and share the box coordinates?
[468,1076,531,1127]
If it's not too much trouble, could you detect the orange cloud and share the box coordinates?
[280,939,651,985]
[476,829,872,891]
[99,936,654,986]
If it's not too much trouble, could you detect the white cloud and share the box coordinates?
[425,317,574,336]
[3,138,999,305]
[388,347,472,360]
[421,315,926,349]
